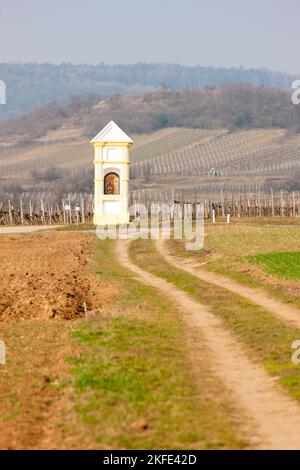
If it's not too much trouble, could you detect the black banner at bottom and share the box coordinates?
[0,450,300,467]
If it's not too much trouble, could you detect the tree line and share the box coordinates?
[1,84,300,144]
[0,62,295,118]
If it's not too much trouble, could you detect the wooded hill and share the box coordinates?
[0,84,300,148]
[0,62,295,118]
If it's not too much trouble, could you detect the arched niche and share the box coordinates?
[104,171,120,195]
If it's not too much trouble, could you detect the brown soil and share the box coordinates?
[119,240,300,449]
[0,232,117,322]
[0,232,118,449]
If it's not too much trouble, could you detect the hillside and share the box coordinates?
[0,62,296,118]
[1,125,300,200]
[0,85,299,147]
[1,85,300,199]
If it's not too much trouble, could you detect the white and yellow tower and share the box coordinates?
[91,121,133,226]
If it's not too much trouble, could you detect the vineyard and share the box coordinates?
[0,140,90,178]
[0,192,94,226]
[131,128,297,178]
[1,127,300,184]
[1,188,300,226]
[130,127,300,198]
[1,125,300,225]
[131,128,221,163]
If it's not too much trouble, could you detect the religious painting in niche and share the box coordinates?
[104,172,120,195]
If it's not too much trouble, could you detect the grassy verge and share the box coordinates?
[67,239,245,450]
[57,222,96,231]
[0,319,79,449]
[168,222,300,309]
[130,240,300,402]
[190,254,300,310]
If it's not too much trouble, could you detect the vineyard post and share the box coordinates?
[19,195,24,225]
[292,191,296,218]
[139,191,141,215]
[48,201,52,225]
[280,190,284,217]
[271,188,275,217]
[80,194,85,224]
[41,198,45,225]
[8,199,12,226]
[220,189,225,217]
[68,194,72,224]
[29,200,33,218]
[258,191,262,218]
[76,205,79,228]
[212,208,216,224]
[237,194,241,218]
[62,199,66,225]
[55,204,59,223]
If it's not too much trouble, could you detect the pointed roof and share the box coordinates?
[91,121,133,144]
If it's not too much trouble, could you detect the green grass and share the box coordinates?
[246,252,300,280]
[130,240,300,402]
[67,239,245,450]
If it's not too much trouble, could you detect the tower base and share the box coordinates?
[94,212,130,226]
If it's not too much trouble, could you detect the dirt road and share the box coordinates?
[156,241,300,330]
[0,226,63,234]
[118,239,300,450]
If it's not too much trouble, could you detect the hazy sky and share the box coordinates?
[0,0,299,73]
